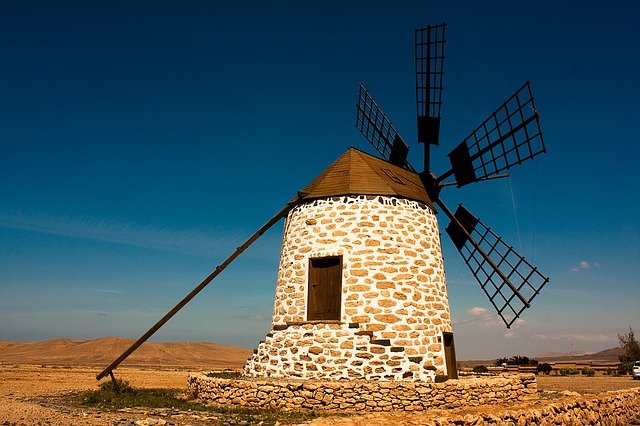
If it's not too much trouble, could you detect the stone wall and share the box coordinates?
[188,374,537,411]
[437,388,640,425]
[244,195,452,381]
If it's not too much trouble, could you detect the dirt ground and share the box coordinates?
[0,364,194,425]
[1,364,638,425]
[536,374,638,394]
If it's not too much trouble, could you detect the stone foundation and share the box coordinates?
[188,373,537,411]
[243,322,438,381]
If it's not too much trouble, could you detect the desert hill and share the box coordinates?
[0,337,251,369]
[536,346,623,363]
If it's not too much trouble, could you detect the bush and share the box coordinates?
[581,367,595,376]
[494,355,538,367]
[97,378,133,394]
[559,368,579,376]
[494,357,510,367]
[618,327,640,372]
[472,365,489,373]
[83,383,195,410]
[536,363,552,375]
[618,361,633,375]
[509,355,538,365]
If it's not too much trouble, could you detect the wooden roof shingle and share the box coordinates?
[295,147,433,209]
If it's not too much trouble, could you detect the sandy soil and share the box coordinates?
[2,363,639,425]
[536,374,638,394]
[0,364,195,425]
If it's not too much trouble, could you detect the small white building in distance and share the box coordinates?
[244,148,457,381]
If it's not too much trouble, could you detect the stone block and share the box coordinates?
[375,281,395,290]
[374,313,401,323]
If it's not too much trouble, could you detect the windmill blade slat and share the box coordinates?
[442,81,546,187]
[415,23,446,147]
[444,204,549,328]
[355,84,412,170]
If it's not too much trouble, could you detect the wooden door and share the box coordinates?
[307,256,342,321]
[443,332,458,379]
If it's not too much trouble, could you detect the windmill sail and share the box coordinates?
[444,204,549,328]
[355,84,412,170]
[415,23,446,147]
[441,81,546,187]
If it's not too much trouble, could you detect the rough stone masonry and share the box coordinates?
[243,195,453,381]
[189,373,538,411]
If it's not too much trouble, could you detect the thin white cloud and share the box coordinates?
[531,334,549,340]
[93,288,124,294]
[504,331,518,339]
[528,333,613,343]
[460,306,501,328]
[512,318,526,329]
[234,313,268,322]
[570,260,600,273]
[467,306,488,317]
[0,209,280,259]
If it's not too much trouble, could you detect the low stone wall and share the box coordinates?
[405,387,640,425]
[188,373,537,411]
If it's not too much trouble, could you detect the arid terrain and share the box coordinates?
[0,337,251,369]
[1,338,638,425]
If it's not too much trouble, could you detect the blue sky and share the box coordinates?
[1,1,638,360]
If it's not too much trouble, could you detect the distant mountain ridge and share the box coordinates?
[459,346,623,368]
[0,337,251,369]
[536,346,623,363]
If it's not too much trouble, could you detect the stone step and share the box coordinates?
[272,324,288,331]
[370,339,391,346]
[348,323,360,329]
[390,346,404,352]
[355,330,373,337]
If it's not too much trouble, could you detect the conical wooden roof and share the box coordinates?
[295,147,434,209]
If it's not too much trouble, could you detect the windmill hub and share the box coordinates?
[419,171,442,203]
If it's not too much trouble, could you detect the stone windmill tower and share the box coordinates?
[244,148,454,381]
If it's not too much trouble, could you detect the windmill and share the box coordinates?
[242,23,549,381]
[98,23,548,384]
[355,23,548,329]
